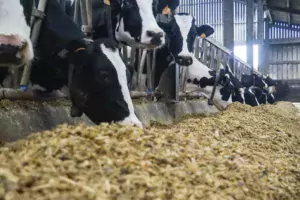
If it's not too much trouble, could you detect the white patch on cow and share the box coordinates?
[174,14,193,57]
[0,0,33,63]
[239,88,246,104]
[268,86,274,94]
[100,44,143,128]
[115,0,165,48]
[184,57,232,109]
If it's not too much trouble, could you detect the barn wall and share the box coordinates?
[179,1,300,45]
[179,0,251,45]
[269,44,300,80]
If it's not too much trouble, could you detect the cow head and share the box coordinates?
[264,75,277,94]
[0,0,33,66]
[244,88,260,106]
[223,64,245,104]
[115,0,165,49]
[158,13,214,66]
[66,40,142,128]
[241,73,268,89]
[184,57,233,109]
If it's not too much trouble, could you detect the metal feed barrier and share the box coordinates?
[0,0,262,103]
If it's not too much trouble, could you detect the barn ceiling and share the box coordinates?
[264,0,300,25]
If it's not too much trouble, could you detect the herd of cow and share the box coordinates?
[0,0,284,128]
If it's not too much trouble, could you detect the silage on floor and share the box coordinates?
[0,102,299,200]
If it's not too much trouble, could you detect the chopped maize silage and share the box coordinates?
[0,102,299,200]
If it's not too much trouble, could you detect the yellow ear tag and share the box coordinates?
[104,0,111,6]
[200,33,206,38]
[162,6,171,15]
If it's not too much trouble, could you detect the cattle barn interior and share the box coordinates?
[0,0,299,199]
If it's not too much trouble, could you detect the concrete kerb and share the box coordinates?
[0,99,219,142]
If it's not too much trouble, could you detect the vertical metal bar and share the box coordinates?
[194,37,200,60]
[223,0,234,52]
[257,0,264,72]
[262,18,270,75]
[175,64,180,102]
[151,49,157,89]
[246,0,254,68]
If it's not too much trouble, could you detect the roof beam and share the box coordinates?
[267,5,300,15]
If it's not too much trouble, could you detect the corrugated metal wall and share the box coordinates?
[179,0,254,45]
[269,44,300,80]
[179,1,300,43]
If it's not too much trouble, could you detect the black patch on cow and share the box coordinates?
[244,88,259,106]
[20,0,33,25]
[232,88,244,103]
[264,76,276,87]
[155,0,179,15]
[252,87,267,104]
[117,0,143,42]
[241,73,266,89]
[30,0,85,91]
[267,93,276,104]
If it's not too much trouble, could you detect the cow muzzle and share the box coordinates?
[147,30,164,46]
[0,34,27,65]
[175,56,193,66]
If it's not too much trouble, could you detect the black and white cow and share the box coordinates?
[67,0,165,49]
[241,73,277,105]
[1,0,142,127]
[0,0,34,69]
[263,75,277,104]
[148,13,215,94]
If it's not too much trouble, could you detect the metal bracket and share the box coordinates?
[31,8,45,19]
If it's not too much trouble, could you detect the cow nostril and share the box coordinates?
[146,31,155,37]
[147,31,164,38]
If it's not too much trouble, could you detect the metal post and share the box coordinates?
[74,0,80,24]
[151,49,157,90]
[262,18,270,75]
[194,37,200,60]
[20,0,48,91]
[223,0,234,51]
[146,51,152,99]
[175,64,180,102]
[257,0,265,73]
[246,0,254,68]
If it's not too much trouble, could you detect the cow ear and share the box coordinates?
[196,24,215,38]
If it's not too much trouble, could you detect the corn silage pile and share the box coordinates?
[0,102,300,200]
